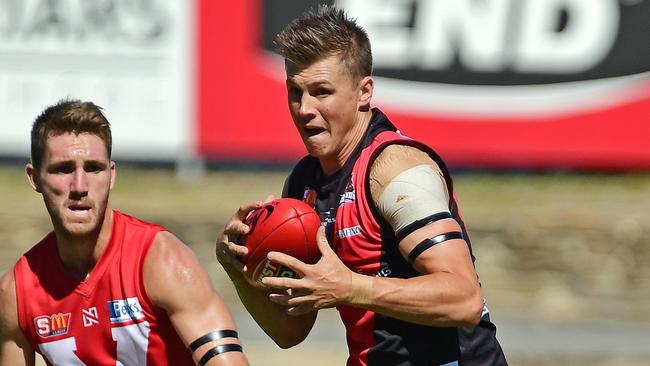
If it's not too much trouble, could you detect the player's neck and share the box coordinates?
[55,209,114,281]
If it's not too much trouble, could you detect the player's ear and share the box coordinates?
[109,160,117,190]
[358,76,373,111]
[26,163,41,193]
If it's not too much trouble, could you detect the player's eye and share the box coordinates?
[85,165,100,173]
[288,86,302,102]
[49,164,74,174]
[85,162,106,173]
[313,88,332,97]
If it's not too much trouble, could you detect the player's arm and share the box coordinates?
[355,144,484,326]
[144,232,248,366]
[263,145,483,327]
[0,271,35,366]
[216,198,317,348]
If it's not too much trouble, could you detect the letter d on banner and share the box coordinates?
[515,0,619,73]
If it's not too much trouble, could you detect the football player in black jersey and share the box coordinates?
[217,6,507,366]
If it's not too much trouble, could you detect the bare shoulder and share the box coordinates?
[0,269,14,293]
[143,231,215,309]
[370,144,443,198]
[0,270,18,335]
[0,270,16,315]
[0,270,33,365]
[142,231,240,353]
[376,144,433,163]
[146,231,197,266]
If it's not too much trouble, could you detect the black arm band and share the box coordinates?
[189,330,239,352]
[407,231,464,265]
[198,344,243,366]
[396,212,453,242]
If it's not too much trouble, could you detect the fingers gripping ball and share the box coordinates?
[239,198,321,284]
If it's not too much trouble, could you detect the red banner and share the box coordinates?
[197,0,650,170]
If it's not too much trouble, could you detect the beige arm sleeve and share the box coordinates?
[369,145,450,234]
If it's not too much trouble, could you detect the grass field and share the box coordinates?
[1,164,649,365]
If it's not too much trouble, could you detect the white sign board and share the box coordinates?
[0,0,193,161]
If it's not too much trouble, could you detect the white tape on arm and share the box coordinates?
[376,164,450,234]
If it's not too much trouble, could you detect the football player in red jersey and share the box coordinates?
[0,100,248,366]
[217,6,507,366]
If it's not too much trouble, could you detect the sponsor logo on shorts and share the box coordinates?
[337,225,362,239]
[108,297,145,324]
[34,313,71,338]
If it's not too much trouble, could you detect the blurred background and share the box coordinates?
[1,0,649,365]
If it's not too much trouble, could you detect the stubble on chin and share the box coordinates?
[54,202,109,239]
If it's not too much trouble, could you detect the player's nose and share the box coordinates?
[298,93,317,119]
[70,168,89,195]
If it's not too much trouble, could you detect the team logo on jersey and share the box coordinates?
[82,306,99,327]
[34,313,71,338]
[322,209,336,227]
[108,297,145,324]
[339,181,356,205]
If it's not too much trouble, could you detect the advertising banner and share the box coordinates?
[0,0,193,161]
[198,0,650,170]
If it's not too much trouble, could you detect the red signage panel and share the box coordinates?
[197,0,650,170]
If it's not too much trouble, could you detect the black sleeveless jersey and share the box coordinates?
[286,108,507,366]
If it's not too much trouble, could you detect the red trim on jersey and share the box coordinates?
[333,131,416,366]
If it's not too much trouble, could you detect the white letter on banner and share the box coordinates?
[515,0,619,73]
[413,0,511,71]
[337,0,413,68]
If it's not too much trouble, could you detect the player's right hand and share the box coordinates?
[216,196,276,286]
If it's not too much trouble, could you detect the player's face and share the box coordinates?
[286,55,370,172]
[27,132,115,238]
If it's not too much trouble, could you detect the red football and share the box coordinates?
[239,198,321,284]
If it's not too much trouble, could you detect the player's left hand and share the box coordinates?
[262,226,354,315]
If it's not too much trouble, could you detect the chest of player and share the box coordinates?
[325,173,387,277]
[26,280,158,365]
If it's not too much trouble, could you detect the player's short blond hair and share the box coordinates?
[30,99,112,169]
[275,5,372,82]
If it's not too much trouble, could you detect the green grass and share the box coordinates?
[3,165,650,365]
